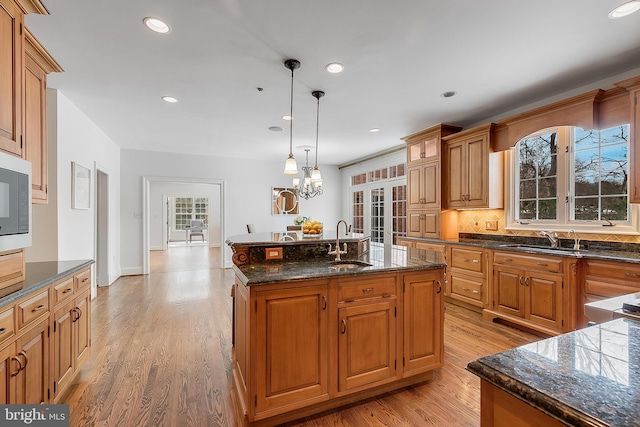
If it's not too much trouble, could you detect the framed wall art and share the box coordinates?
[72,161,91,209]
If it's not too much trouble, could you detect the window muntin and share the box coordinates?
[512,124,631,229]
[174,197,209,230]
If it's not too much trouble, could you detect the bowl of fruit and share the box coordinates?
[302,220,323,237]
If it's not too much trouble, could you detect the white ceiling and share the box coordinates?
[25,0,640,166]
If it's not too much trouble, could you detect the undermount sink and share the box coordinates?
[497,243,585,253]
[330,260,373,268]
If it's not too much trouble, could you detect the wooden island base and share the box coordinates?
[231,369,434,427]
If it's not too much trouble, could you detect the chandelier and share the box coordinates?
[293,90,324,199]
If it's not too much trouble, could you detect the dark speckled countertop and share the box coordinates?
[0,260,93,308]
[234,242,445,286]
[467,318,640,427]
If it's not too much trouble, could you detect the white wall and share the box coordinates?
[26,89,121,294]
[149,182,221,249]
[120,149,342,273]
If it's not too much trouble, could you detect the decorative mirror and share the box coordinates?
[272,187,299,215]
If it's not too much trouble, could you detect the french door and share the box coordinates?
[351,181,406,244]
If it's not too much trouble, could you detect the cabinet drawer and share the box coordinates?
[0,249,25,290]
[338,276,396,302]
[493,252,562,273]
[584,278,640,298]
[17,289,49,330]
[75,269,91,292]
[54,276,75,306]
[0,306,15,344]
[450,248,484,273]
[585,260,640,282]
[415,242,445,253]
[450,275,483,301]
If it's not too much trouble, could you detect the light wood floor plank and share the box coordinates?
[62,246,539,426]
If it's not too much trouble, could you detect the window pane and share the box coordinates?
[538,177,556,198]
[601,145,628,194]
[574,128,599,149]
[601,125,629,145]
[352,191,364,233]
[519,200,536,219]
[520,180,537,199]
[601,196,627,221]
[538,199,557,220]
[574,197,599,221]
[575,173,599,196]
[520,160,536,180]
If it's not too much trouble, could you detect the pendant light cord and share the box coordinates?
[289,67,294,157]
[314,96,320,168]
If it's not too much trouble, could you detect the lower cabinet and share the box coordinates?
[232,269,444,426]
[0,319,49,404]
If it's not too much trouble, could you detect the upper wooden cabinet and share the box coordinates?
[24,29,62,204]
[0,0,24,156]
[404,124,462,167]
[442,123,503,209]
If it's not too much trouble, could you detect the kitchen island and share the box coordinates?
[228,234,446,427]
[467,317,640,427]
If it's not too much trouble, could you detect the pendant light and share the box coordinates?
[293,90,325,200]
[283,59,300,174]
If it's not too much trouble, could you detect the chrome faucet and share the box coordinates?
[540,230,558,248]
[569,229,581,251]
[328,220,351,261]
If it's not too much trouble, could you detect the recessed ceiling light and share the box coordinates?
[325,63,344,73]
[143,17,171,34]
[370,128,380,133]
[162,96,178,103]
[282,115,293,121]
[440,91,457,98]
[609,0,640,18]
[269,126,283,132]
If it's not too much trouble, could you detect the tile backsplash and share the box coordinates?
[457,209,640,243]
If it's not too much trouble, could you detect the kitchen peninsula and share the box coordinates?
[227,232,446,426]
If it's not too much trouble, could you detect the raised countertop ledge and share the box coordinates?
[0,260,94,308]
[234,243,445,286]
[467,318,640,427]
[226,231,367,247]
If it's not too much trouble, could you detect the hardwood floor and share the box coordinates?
[62,246,539,427]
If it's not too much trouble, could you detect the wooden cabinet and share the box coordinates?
[0,249,25,291]
[403,124,461,240]
[23,29,62,203]
[447,246,487,309]
[582,259,640,302]
[442,123,503,209]
[488,252,564,334]
[254,283,329,417]
[403,270,443,375]
[0,0,23,156]
[52,268,91,400]
[12,319,48,404]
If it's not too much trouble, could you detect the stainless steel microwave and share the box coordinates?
[0,151,31,251]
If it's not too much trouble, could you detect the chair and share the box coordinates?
[247,224,256,233]
[188,220,205,242]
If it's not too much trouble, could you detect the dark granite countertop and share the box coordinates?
[467,318,640,427]
[226,231,368,247]
[401,234,640,264]
[0,260,94,308]
[234,243,445,286]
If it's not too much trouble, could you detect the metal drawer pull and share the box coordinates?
[341,319,347,334]
[472,259,479,263]
[0,327,5,334]
[362,288,375,293]
[18,351,27,370]
[63,288,73,294]
[472,290,479,294]
[537,262,548,267]
[625,272,639,278]
[322,295,327,310]
[503,258,513,262]
[436,281,442,294]
[519,276,524,286]
[32,304,46,312]
[82,278,89,282]
[462,259,470,262]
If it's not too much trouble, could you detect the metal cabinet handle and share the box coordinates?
[537,262,548,267]
[472,290,479,294]
[32,304,46,312]
[82,278,89,282]
[503,258,513,262]
[519,276,524,286]
[524,278,529,287]
[472,259,479,263]
[0,327,5,334]
[362,288,375,293]
[436,280,442,294]
[625,272,639,278]
[63,288,73,294]
[18,350,27,370]
[10,356,22,377]
[322,295,327,310]
[341,319,347,334]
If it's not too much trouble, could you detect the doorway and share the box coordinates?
[165,195,210,247]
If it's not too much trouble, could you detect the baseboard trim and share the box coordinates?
[120,267,143,276]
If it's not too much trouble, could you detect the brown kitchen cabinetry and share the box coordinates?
[582,259,640,303]
[447,246,487,309]
[0,0,23,156]
[487,252,564,334]
[23,29,62,203]
[442,123,503,209]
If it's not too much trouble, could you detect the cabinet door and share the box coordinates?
[74,288,91,366]
[465,135,488,207]
[493,266,524,318]
[403,271,443,375]
[0,0,23,156]
[338,300,396,391]
[407,164,439,210]
[53,300,74,397]
[255,285,328,415]
[24,54,47,202]
[13,319,48,404]
[407,166,423,209]
[445,140,465,208]
[525,272,563,331]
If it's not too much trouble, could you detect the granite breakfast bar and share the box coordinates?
[227,232,446,426]
[467,317,640,427]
